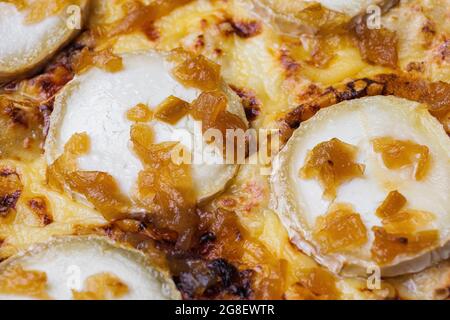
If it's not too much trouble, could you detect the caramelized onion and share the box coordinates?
[300,138,365,200]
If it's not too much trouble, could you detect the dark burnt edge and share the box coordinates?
[98,208,254,300]
[280,77,385,132]
[0,168,22,215]
[0,190,22,216]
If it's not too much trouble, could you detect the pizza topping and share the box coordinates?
[376,190,407,219]
[300,138,365,200]
[372,137,430,180]
[371,227,439,265]
[0,96,45,161]
[0,266,49,299]
[73,47,124,74]
[47,133,131,220]
[126,103,153,123]
[172,52,221,91]
[189,91,247,137]
[349,16,398,68]
[154,96,190,125]
[47,132,90,191]
[131,131,198,248]
[313,204,368,253]
[66,171,131,221]
[72,272,129,300]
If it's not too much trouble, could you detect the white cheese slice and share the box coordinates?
[45,51,246,202]
[271,96,450,277]
[0,0,89,83]
[0,236,180,300]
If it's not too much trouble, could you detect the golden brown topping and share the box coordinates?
[295,268,340,300]
[349,17,398,68]
[130,124,198,248]
[0,266,49,299]
[0,168,22,216]
[372,137,430,180]
[382,210,435,234]
[376,190,407,219]
[72,272,129,300]
[375,190,435,234]
[130,124,154,150]
[300,138,365,200]
[190,91,247,135]
[172,54,221,91]
[313,205,368,253]
[0,96,46,161]
[154,96,190,125]
[126,103,153,123]
[47,133,130,220]
[229,85,261,122]
[66,171,131,221]
[375,74,450,120]
[47,132,89,191]
[7,0,73,24]
[73,48,123,75]
[371,227,439,265]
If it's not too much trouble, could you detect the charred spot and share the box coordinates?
[279,50,301,77]
[4,106,29,128]
[229,85,261,122]
[278,77,387,143]
[32,66,74,100]
[298,84,323,104]
[27,34,91,100]
[169,254,253,299]
[28,197,53,226]
[220,19,262,39]
[279,74,450,142]
[0,169,22,216]
[0,190,21,216]
[142,22,160,41]
[200,231,216,245]
[195,34,205,50]
[438,40,450,61]
[406,61,425,73]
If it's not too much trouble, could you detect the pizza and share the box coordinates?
[0,0,449,300]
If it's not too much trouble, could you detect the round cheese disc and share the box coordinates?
[45,50,247,203]
[0,236,180,300]
[0,0,89,83]
[271,96,450,277]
